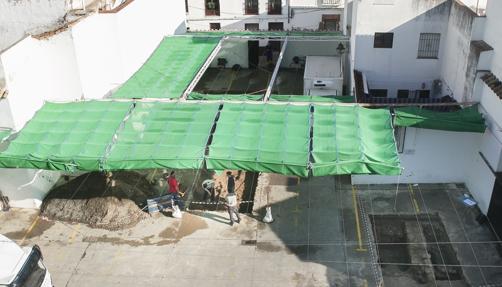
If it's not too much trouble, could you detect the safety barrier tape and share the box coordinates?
[188,200,254,206]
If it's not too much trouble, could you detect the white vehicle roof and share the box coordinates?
[0,234,29,285]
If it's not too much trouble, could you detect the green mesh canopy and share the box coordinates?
[312,105,401,176]
[206,103,311,177]
[104,102,220,170]
[394,105,485,133]
[0,101,132,171]
[188,92,263,101]
[112,37,221,99]
[270,95,355,103]
[187,31,344,37]
[0,101,401,177]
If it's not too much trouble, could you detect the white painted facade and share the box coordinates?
[0,0,186,208]
[351,0,502,215]
[186,0,344,31]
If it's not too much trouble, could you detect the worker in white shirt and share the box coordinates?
[226,171,240,226]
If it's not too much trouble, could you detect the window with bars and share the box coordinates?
[209,23,221,30]
[268,0,282,15]
[417,33,441,59]
[245,23,260,31]
[245,0,258,14]
[205,0,220,16]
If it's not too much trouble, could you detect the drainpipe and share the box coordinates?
[287,0,291,24]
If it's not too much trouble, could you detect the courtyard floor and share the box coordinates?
[1,174,501,286]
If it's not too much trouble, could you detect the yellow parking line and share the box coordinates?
[20,216,40,245]
[351,186,367,252]
[408,184,420,213]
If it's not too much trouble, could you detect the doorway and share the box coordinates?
[248,40,259,69]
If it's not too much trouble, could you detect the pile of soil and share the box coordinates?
[41,171,158,230]
[42,197,147,230]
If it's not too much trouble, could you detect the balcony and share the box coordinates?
[319,0,342,6]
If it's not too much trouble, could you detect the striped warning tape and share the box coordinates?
[189,200,254,206]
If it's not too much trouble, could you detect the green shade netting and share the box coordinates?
[312,105,401,176]
[0,101,132,171]
[188,92,263,101]
[187,31,344,37]
[394,105,485,133]
[104,102,220,170]
[270,95,355,103]
[206,103,310,177]
[112,37,221,99]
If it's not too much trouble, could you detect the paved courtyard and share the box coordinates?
[1,174,502,286]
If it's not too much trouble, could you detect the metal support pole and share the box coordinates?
[181,37,226,100]
[264,37,289,102]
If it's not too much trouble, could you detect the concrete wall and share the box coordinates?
[281,40,339,67]
[0,99,15,129]
[351,0,450,97]
[1,31,84,130]
[72,14,123,99]
[0,169,61,209]
[186,0,343,31]
[353,128,483,184]
[462,0,502,214]
[439,1,477,102]
[0,0,68,53]
[210,39,250,68]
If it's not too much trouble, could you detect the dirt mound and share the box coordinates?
[41,197,147,230]
[41,171,158,230]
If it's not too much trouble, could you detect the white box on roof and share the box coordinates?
[304,56,343,96]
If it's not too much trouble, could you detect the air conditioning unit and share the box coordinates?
[313,80,336,89]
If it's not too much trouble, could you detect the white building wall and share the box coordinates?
[1,32,84,130]
[353,128,483,184]
[0,0,68,53]
[71,14,123,99]
[210,39,250,68]
[462,0,502,213]
[0,169,61,209]
[352,0,450,97]
[186,0,343,31]
[439,1,478,102]
[0,99,15,129]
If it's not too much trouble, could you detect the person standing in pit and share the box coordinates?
[167,171,184,210]
[226,171,240,226]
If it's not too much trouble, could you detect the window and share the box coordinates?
[374,33,393,48]
[245,23,259,31]
[370,89,388,97]
[245,0,258,15]
[418,90,430,99]
[205,0,220,16]
[394,127,406,153]
[268,0,282,15]
[209,23,221,30]
[185,0,188,13]
[397,90,409,99]
[268,22,284,31]
[418,33,440,59]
